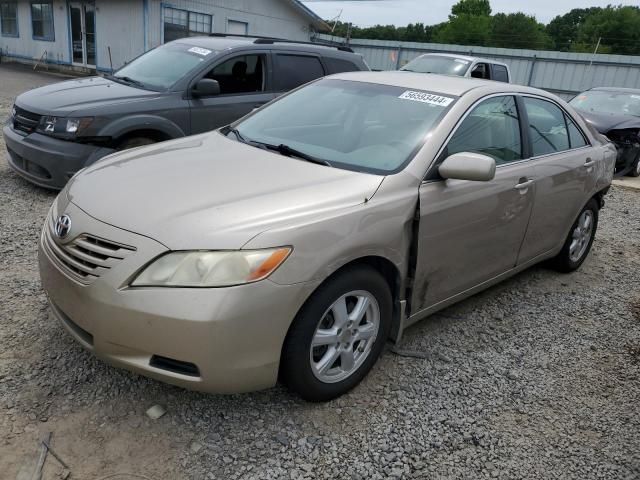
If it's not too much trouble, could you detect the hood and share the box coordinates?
[67,132,384,250]
[576,108,640,134]
[15,77,158,116]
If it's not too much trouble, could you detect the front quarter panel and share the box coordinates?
[243,172,420,290]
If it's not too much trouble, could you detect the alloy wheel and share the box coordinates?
[309,290,380,384]
[569,210,594,262]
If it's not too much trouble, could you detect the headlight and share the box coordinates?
[131,247,292,287]
[38,116,93,137]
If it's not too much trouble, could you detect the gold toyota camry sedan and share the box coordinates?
[39,72,616,401]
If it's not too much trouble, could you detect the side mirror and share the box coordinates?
[192,78,220,98]
[439,152,496,182]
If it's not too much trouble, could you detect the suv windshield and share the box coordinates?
[401,55,470,76]
[232,78,456,174]
[113,42,216,90]
[570,91,640,117]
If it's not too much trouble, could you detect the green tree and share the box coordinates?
[435,14,491,46]
[575,6,640,55]
[490,13,552,50]
[546,7,602,51]
[451,0,491,17]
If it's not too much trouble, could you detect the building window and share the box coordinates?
[0,1,18,37]
[31,1,54,41]
[163,7,212,43]
[227,20,248,35]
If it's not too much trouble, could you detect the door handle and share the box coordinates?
[584,158,595,168]
[514,179,534,190]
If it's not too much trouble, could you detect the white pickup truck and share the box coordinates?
[400,53,512,83]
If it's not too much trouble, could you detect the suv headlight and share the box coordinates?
[131,248,292,287]
[38,116,93,137]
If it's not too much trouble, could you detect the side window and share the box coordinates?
[274,54,325,91]
[323,57,360,74]
[523,97,569,156]
[445,96,522,165]
[205,54,265,95]
[470,63,490,79]
[492,65,509,83]
[566,114,588,148]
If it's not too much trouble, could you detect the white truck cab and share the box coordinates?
[400,53,511,83]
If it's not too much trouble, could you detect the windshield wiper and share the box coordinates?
[111,75,146,88]
[263,143,332,167]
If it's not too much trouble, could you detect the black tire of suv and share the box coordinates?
[117,137,156,151]
[549,198,599,273]
[628,158,640,177]
[280,266,392,402]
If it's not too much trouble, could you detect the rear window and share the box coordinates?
[492,65,509,83]
[323,57,361,74]
[274,54,325,91]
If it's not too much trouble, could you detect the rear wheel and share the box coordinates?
[549,198,599,272]
[117,136,156,151]
[628,157,640,177]
[280,266,392,402]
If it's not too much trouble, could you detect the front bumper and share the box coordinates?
[38,200,319,394]
[3,124,114,189]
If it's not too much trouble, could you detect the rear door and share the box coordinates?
[517,95,597,262]
[272,52,326,95]
[411,95,535,313]
[188,51,275,134]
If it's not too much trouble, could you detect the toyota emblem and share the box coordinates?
[54,215,72,239]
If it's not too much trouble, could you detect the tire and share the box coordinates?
[280,266,392,402]
[549,198,599,273]
[628,157,640,177]
[117,137,156,151]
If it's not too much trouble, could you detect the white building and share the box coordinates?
[0,0,327,72]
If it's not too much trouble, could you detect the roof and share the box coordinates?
[287,0,329,31]
[412,52,509,67]
[330,71,545,97]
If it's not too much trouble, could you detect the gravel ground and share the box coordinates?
[1,64,639,479]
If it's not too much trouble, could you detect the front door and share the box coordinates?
[189,52,274,134]
[69,2,96,67]
[411,95,535,313]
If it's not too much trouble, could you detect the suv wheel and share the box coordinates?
[117,137,156,151]
[280,266,392,401]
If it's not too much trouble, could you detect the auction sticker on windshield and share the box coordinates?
[399,91,454,107]
[188,47,212,56]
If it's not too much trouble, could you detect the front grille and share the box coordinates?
[43,217,136,283]
[12,105,42,135]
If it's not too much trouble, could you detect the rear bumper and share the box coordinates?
[3,124,114,189]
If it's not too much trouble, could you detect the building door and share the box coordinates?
[69,2,96,67]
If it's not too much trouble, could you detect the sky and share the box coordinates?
[302,0,639,27]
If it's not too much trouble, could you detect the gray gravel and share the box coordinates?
[1,64,639,479]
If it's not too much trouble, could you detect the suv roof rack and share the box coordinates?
[207,33,354,53]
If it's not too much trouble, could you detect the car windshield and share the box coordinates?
[232,78,456,174]
[401,55,470,76]
[113,42,215,90]
[570,91,640,117]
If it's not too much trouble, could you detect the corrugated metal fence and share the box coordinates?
[312,33,640,100]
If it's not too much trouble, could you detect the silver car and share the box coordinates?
[38,72,615,401]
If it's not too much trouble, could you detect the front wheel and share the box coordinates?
[549,198,599,272]
[280,266,392,402]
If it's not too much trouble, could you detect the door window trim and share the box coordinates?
[187,51,272,99]
[424,92,594,182]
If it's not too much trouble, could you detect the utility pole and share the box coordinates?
[346,22,353,46]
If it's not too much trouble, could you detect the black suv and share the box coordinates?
[4,35,369,189]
